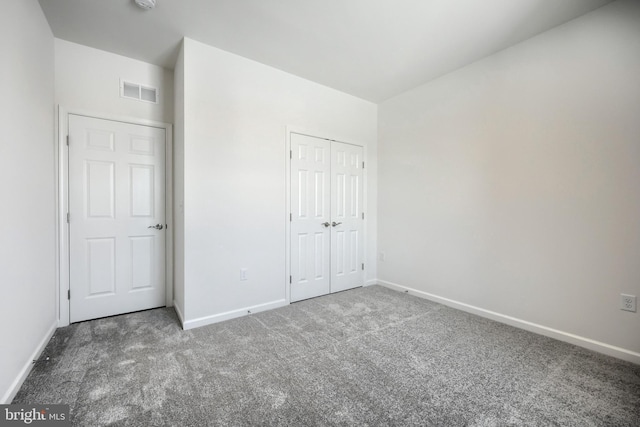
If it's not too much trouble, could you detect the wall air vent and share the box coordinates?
[120,79,158,104]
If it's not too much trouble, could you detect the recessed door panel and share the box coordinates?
[335,230,345,276]
[69,114,166,323]
[349,230,359,273]
[298,170,309,218]
[297,233,308,282]
[86,161,115,219]
[130,236,154,290]
[350,175,359,218]
[86,129,115,152]
[86,238,116,296]
[130,164,154,217]
[336,173,345,218]
[129,135,155,156]
[314,171,326,217]
[314,232,326,279]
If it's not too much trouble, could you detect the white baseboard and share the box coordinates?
[1,320,58,404]
[377,280,640,365]
[181,299,288,330]
[172,300,185,327]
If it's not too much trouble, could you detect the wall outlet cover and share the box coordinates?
[620,294,637,312]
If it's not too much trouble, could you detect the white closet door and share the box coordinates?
[68,114,166,323]
[290,133,332,302]
[330,141,364,293]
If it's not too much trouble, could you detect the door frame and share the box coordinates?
[56,107,174,327]
[285,126,368,303]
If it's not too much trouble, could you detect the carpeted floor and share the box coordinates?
[13,285,640,426]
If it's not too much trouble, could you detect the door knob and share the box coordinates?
[332,222,342,227]
[148,224,164,230]
[321,222,331,228]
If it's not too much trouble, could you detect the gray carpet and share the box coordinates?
[13,285,640,426]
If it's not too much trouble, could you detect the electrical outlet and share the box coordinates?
[620,294,636,312]
[240,268,248,281]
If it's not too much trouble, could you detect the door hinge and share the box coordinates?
[290,213,292,221]
[362,212,364,220]
[66,212,70,223]
[289,276,292,284]
[67,290,70,300]
[362,263,365,271]
[362,161,365,169]
[66,135,69,146]
[290,150,292,159]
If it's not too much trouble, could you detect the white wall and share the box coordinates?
[378,0,640,360]
[55,39,173,124]
[0,0,56,403]
[179,38,377,326]
[173,42,185,321]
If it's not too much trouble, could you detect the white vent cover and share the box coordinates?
[120,79,158,104]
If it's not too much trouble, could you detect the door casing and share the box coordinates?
[56,107,174,327]
[285,127,368,303]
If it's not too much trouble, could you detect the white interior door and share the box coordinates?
[290,133,364,302]
[290,133,331,302]
[68,114,166,323]
[330,141,364,293]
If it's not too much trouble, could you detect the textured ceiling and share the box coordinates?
[39,0,614,102]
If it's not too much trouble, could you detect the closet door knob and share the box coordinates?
[321,222,331,228]
[332,222,342,227]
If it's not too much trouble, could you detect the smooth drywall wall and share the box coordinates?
[378,0,640,357]
[180,38,377,325]
[173,42,185,321]
[55,39,173,123]
[0,0,56,402]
